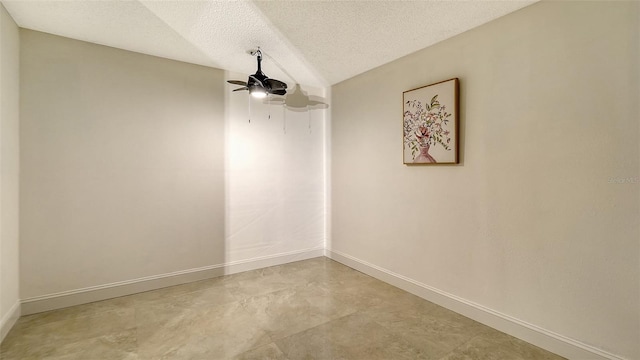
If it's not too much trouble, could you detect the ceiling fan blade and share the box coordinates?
[227,80,248,86]
[269,89,287,96]
[233,87,248,92]
[266,78,287,90]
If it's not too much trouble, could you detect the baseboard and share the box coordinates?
[16,248,625,360]
[0,301,20,343]
[21,247,324,315]
[326,250,624,360]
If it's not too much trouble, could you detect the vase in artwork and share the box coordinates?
[414,144,436,163]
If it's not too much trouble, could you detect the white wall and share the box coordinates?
[19,30,325,308]
[224,80,326,264]
[330,2,638,359]
[0,3,20,341]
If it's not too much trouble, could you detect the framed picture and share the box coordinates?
[403,78,459,164]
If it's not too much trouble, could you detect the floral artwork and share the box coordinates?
[403,78,459,164]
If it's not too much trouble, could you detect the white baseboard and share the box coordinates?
[326,250,624,360]
[21,247,324,316]
[0,301,20,343]
[16,248,626,360]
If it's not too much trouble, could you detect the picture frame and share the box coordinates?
[403,78,459,164]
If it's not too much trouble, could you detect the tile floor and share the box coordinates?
[0,257,565,359]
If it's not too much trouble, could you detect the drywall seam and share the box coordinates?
[21,247,324,315]
[326,250,625,360]
[0,300,20,343]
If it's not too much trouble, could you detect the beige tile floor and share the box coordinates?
[0,257,565,360]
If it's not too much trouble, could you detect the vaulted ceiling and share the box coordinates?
[2,0,535,88]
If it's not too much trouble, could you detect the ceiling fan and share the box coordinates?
[227,48,287,98]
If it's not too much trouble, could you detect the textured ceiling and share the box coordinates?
[1,0,535,88]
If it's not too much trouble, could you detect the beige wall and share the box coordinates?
[19,30,227,298]
[331,2,638,359]
[19,29,326,305]
[0,3,20,340]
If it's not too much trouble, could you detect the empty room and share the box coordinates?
[0,1,638,359]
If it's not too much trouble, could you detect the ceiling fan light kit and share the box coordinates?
[250,87,267,98]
